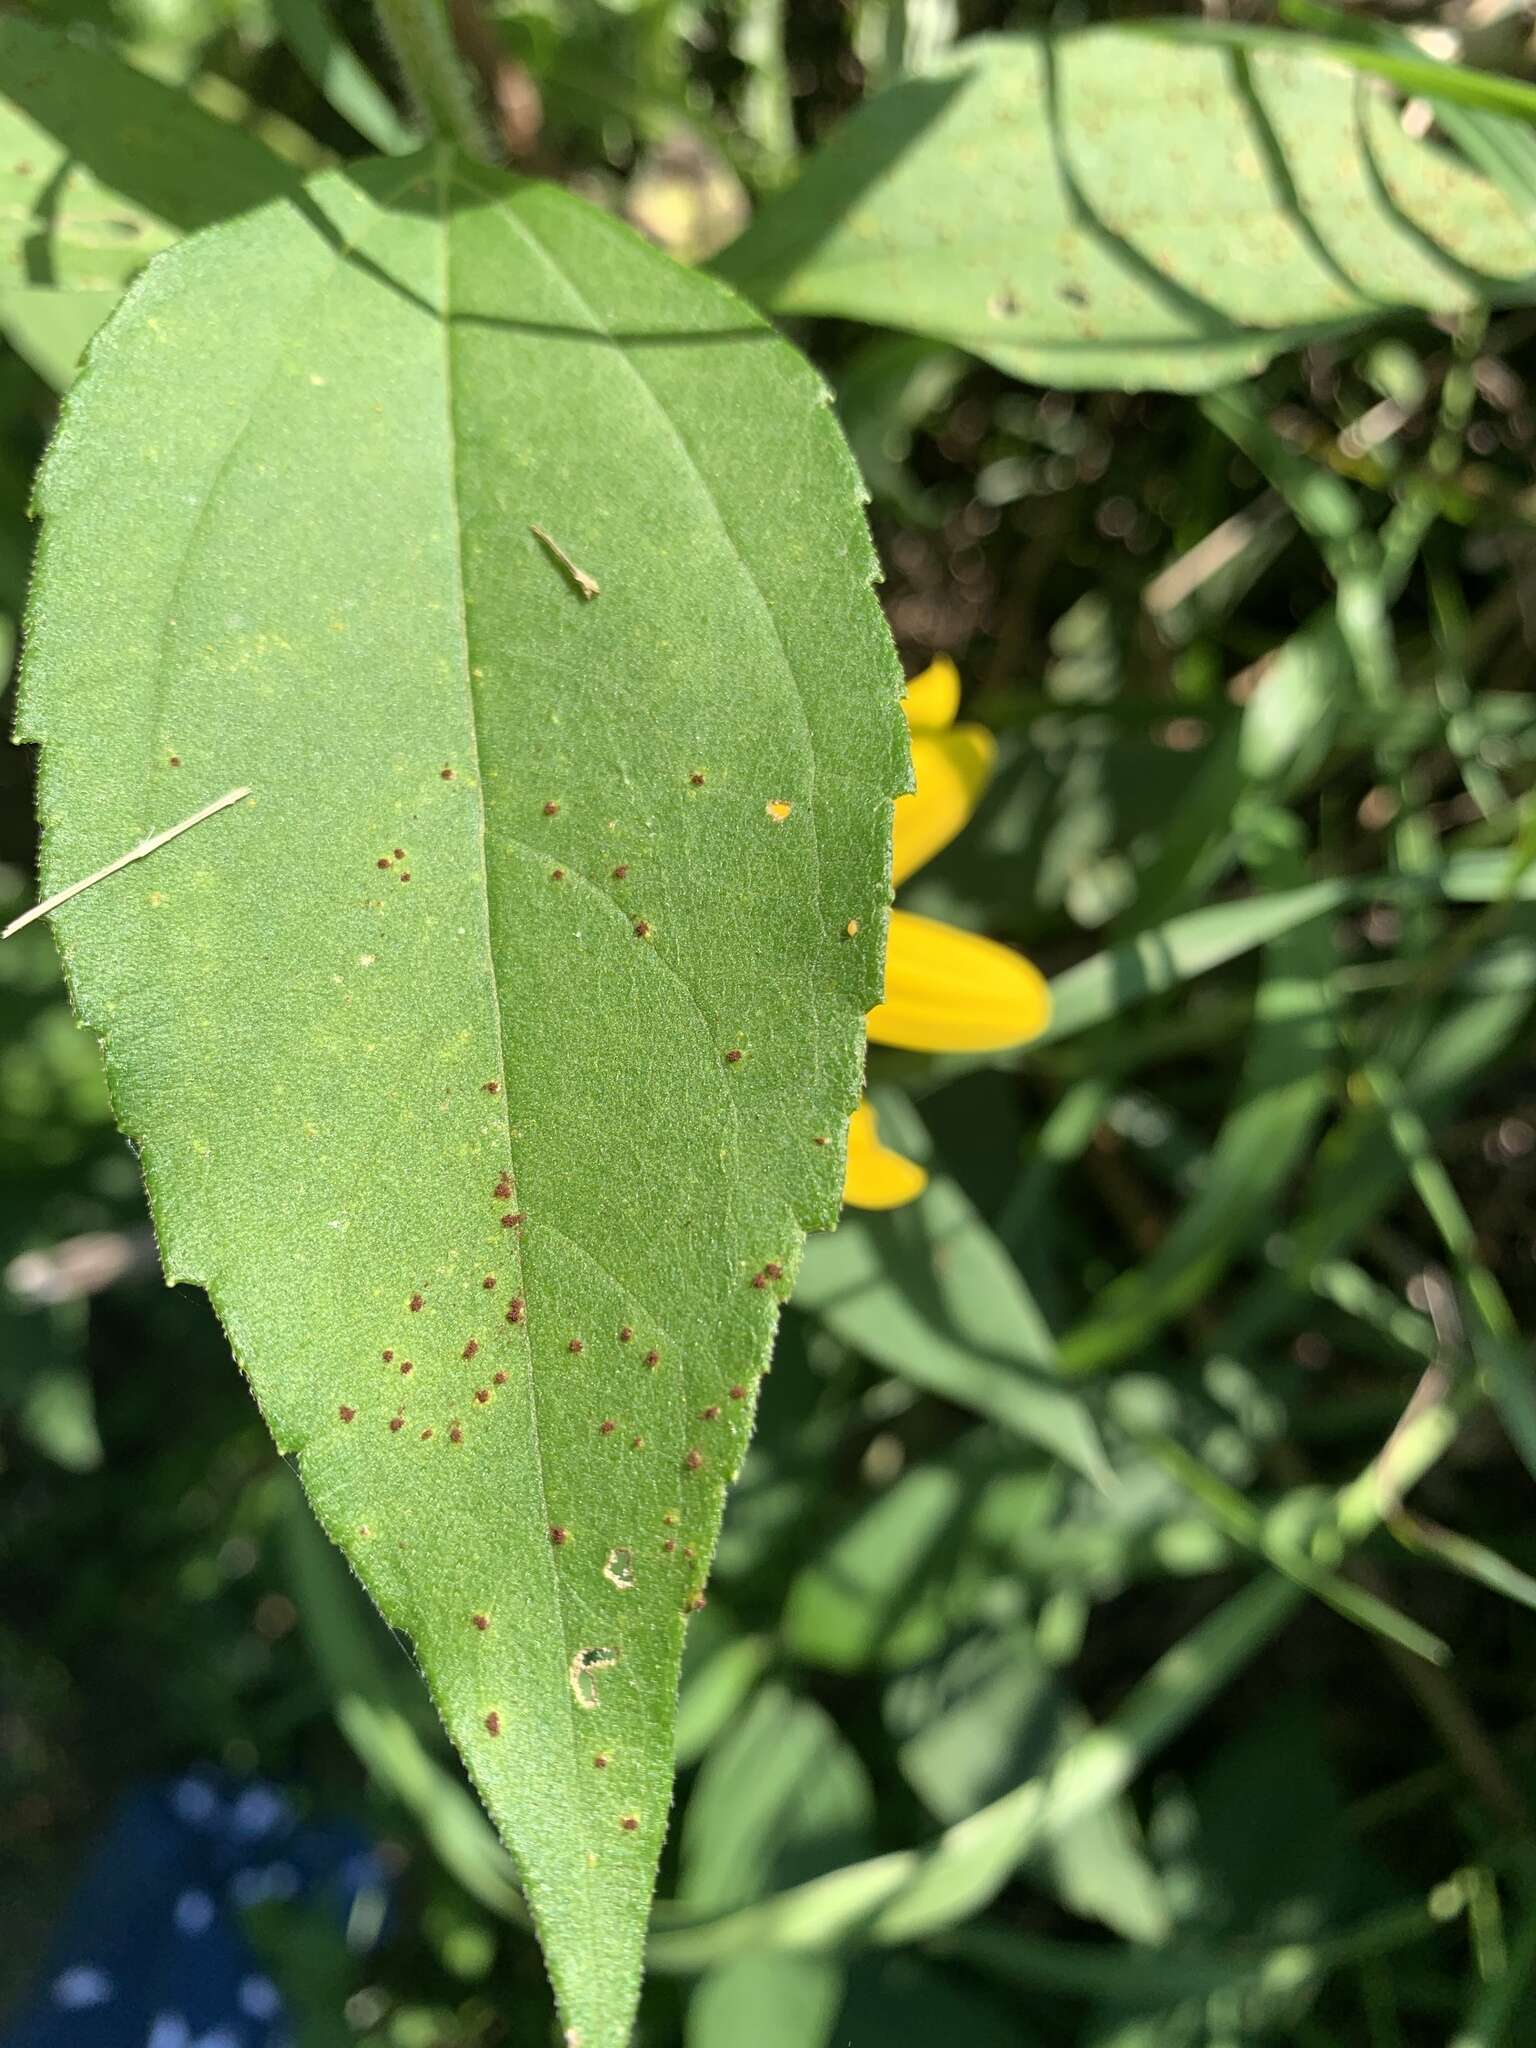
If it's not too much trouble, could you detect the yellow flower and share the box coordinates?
[844,657,1051,1211]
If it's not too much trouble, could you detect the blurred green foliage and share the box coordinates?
[5,0,1536,2043]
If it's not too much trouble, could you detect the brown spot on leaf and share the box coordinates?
[612,864,628,880]
[644,1349,660,1368]
[729,1385,746,1400]
[599,1419,616,1436]
[410,1294,423,1312]
[700,1405,720,1421]
[544,801,560,816]
[382,1350,394,1363]
[633,920,651,939]
[618,1326,633,1344]
[474,1388,490,1405]
[550,1525,569,1546]
[472,1613,489,1630]
[620,1814,639,1832]
[339,1405,356,1423]
[684,1449,703,1471]
[568,1338,584,1355]
[389,1416,404,1433]
[482,1276,496,1290]
[485,1710,501,1736]
[440,766,455,780]
[724,1049,743,1065]
[463,1340,479,1360]
[506,1298,526,1325]
[494,1369,508,1385]
[483,1081,501,1095]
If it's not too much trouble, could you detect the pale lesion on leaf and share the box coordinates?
[569,1645,620,1709]
[602,1547,636,1591]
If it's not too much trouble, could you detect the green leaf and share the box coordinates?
[680,1682,870,2047]
[679,1683,875,1909]
[688,1955,845,2048]
[0,289,121,393]
[887,1628,1170,1942]
[795,1094,1108,1482]
[281,1478,529,1921]
[714,27,1536,392]
[674,1604,771,1766]
[1137,1434,1449,1664]
[1060,840,1339,1376]
[650,1574,1301,1968]
[944,1894,1438,2007]
[0,19,300,291]
[16,149,905,2048]
[783,1453,970,1672]
[0,19,303,387]
[1040,878,1348,1045]
[270,0,420,156]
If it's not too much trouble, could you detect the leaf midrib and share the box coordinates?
[455,166,755,1580]
[434,152,584,1844]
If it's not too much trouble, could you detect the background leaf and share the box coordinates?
[715,26,1536,392]
[0,18,301,382]
[795,1094,1107,1478]
[15,148,904,2047]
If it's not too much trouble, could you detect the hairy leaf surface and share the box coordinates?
[17,150,905,2047]
[715,28,1536,391]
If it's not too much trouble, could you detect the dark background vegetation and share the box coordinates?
[4,1,1536,2042]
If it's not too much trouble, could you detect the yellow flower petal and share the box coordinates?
[892,724,997,887]
[869,909,1051,1054]
[902,654,960,733]
[842,1099,929,1210]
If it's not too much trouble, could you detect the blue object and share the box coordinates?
[5,1772,391,2048]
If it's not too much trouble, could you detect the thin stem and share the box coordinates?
[2,788,252,941]
[372,0,497,161]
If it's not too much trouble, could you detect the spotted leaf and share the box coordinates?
[713,27,1536,393]
[15,150,906,2048]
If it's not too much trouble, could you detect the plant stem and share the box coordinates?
[372,0,496,161]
